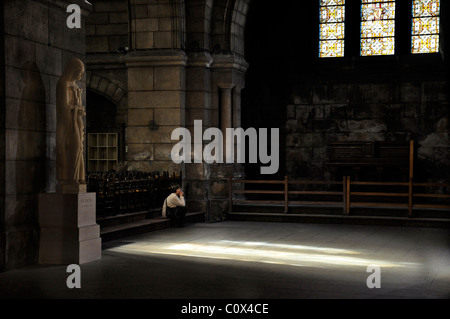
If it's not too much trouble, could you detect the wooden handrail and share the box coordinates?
[414,182,450,187]
[289,191,343,195]
[233,180,285,184]
[228,173,450,217]
[351,181,409,186]
[288,180,343,185]
[234,190,285,195]
[351,192,409,197]
[414,194,450,199]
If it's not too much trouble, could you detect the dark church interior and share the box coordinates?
[0,0,449,304]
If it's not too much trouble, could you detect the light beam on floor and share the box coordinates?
[108,239,418,269]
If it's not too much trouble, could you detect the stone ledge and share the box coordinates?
[125,50,188,68]
[227,212,450,229]
[100,212,206,243]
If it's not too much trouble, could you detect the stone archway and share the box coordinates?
[85,73,128,167]
[86,72,127,112]
[184,0,251,55]
[210,0,250,56]
[85,72,128,126]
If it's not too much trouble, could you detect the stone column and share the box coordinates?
[183,51,213,214]
[219,83,236,162]
[208,54,248,221]
[125,50,187,174]
[220,85,234,129]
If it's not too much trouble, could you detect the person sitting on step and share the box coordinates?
[162,185,186,227]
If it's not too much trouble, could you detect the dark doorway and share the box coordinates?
[86,90,125,164]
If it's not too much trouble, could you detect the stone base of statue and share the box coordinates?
[39,188,101,265]
[56,180,87,194]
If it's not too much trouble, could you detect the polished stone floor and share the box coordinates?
[1,221,449,300]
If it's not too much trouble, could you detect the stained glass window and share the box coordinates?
[412,0,440,54]
[319,0,345,58]
[360,0,396,56]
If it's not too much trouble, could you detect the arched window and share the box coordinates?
[319,0,345,58]
[360,0,396,56]
[411,0,440,54]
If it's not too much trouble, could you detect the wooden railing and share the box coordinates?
[227,176,450,217]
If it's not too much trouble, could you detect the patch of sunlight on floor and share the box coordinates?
[108,239,419,269]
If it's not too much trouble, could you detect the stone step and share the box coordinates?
[232,204,450,219]
[233,204,343,215]
[97,208,162,228]
[227,212,450,229]
[100,212,206,243]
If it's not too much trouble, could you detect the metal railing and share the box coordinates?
[87,171,182,218]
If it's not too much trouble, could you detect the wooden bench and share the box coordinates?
[326,141,414,181]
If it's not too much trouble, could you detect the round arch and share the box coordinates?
[85,73,128,164]
[86,72,128,111]
[209,0,251,55]
[184,0,251,55]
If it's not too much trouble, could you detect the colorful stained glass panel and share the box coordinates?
[360,0,395,56]
[320,40,345,58]
[412,0,440,54]
[361,0,392,3]
[412,17,439,35]
[361,37,395,56]
[361,20,395,38]
[320,6,345,23]
[319,1,345,58]
[412,35,439,54]
[361,2,395,21]
[413,0,440,17]
[320,23,345,40]
[320,0,345,6]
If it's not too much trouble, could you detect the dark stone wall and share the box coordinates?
[243,0,450,183]
[1,0,91,271]
[85,0,129,53]
[286,71,450,182]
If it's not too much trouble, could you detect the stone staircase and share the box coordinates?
[227,203,450,228]
[98,209,206,243]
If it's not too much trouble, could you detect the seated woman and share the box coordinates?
[162,185,186,226]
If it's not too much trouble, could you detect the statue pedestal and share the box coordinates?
[56,181,87,194]
[39,192,101,265]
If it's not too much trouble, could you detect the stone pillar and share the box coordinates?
[207,54,248,221]
[183,51,213,214]
[219,83,236,162]
[220,85,235,130]
[125,51,187,174]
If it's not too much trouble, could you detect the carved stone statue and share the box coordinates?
[56,58,86,192]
